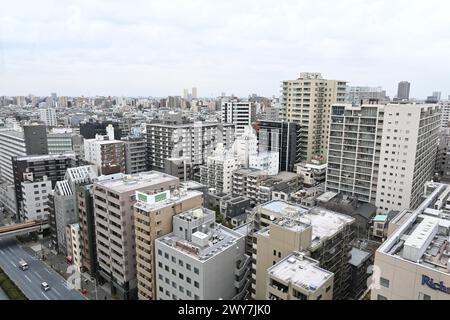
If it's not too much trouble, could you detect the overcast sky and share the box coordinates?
[1,0,449,99]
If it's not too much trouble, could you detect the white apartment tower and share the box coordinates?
[221,100,256,138]
[39,108,58,127]
[326,103,441,213]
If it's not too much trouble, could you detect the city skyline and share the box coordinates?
[1,1,450,98]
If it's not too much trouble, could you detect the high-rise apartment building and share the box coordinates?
[39,108,58,127]
[221,100,256,137]
[146,122,235,171]
[326,103,441,213]
[134,189,203,300]
[396,81,411,100]
[281,72,347,162]
[93,171,179,299]
[154,208,250,300]
[122,136,147,174]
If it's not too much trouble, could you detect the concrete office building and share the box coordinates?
[281,72,347,162]
[232,168,267,203]
[39,108,57,127]
[345,86,388,105]
[21,175,52,221]
[254,120,301,171]
[93,171,179,299]
[147,122,235,171]
[134,189,203,300]
[50,165,98,252]
[397,81,411,101]
[47,128,83,155]
[221,100,256,138]
[66,223,82,272]
[326,103,441,213]
[53,180,77,253]
[252,200,355,300]
[164,158,194,181]
[296,160,327,187]
[13,153,79,220]
[122,136,147,174]
[199,143,239,194]
[84,133,126,176]
[77,184,96,275]
[0,125,48,184]
[155,208,251,300]
[266,251,334,300]
[371,181,450,300]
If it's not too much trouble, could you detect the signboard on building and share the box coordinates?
[136,190,170,205]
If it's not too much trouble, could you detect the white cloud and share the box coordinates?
[0,0,449,98]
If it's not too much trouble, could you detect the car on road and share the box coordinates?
[41,282,50,291]
[18,260,29,270]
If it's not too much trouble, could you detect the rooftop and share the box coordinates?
[259,200,354,247]
[348,247,371,267]
[134,189,202,212]
[378,182,450,274]
[268,252,333,293]
[15,153,76,162]
[158,208,243,262]
[94,171,179,193]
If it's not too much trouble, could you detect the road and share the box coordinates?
[0,238,85,300]
[0,287,8,300]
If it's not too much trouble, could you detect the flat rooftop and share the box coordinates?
[94,171,179,193]
[15,153,76,162]
[260,200,355,247]
[268,252,333,292]
[158,223,242,263]
[378,182,450,274]
[134,189,202,212]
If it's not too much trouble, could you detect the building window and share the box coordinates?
[158,249,162,256]
[194,281,199,288]
[179,273,184,280]
[419,292,431,300]
[377,294,387,300]
[194,267,199,275]
[380,277,389,288]
[326,286,331,292]
[187,290,192,297]
[186,264,191,271]
[187,277,191,284]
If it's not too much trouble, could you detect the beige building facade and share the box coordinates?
[134,189,203,300]
[281,72,346,162]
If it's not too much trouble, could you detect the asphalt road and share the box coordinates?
[0,238,85,300]
[0,287,8,300]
